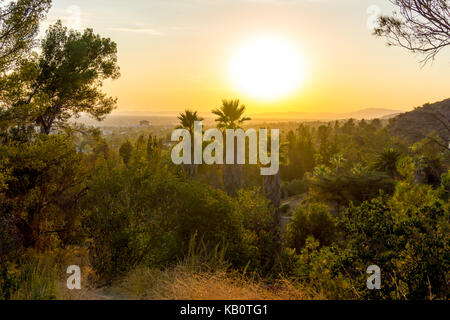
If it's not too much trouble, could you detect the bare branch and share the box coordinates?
[374,0,450,64]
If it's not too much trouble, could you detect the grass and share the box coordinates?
[3,241,324,300]
[1,247,98,300]
[109,264,324,300]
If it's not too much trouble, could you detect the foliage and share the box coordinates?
[1,252,58,300]
[309,163,395,208]
[0,133,87,249]
[212,99,251,130]
[119,140,133,165]
[282,178,308,197]
[235,188,280,273]
[0,20,120,134]
[0,0,51,72]
[177,110,204,133]
[296,191,449,300]
[84,152,250,281]
[374,148,401,178]
[340,194,449,299]
[0,1,448,299]
[285,203,337,253]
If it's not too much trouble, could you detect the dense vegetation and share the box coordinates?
[0,0,449,300]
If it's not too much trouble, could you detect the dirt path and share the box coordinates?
[281,193,308,215]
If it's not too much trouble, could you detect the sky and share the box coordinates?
[42,0,450,115]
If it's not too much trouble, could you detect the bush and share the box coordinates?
[297,191,450,300]
[84,155,180,281]
[285,203,336,253]
[173,181,247,267]
[282,179,308,197]
[337,195,449,300]
[440,170,450,201]
[235,188,279,274]
[0,133,86,249]
[84,153,250,281]
[293,237,353,299]
[1,253,58,300]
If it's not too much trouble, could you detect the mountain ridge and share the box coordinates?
[387,98,450,144]
[248,108,404,120]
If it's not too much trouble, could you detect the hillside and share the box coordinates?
[387,98,450,144]
[249,108,403,121]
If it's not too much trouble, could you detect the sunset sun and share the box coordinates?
[229,36,306,101]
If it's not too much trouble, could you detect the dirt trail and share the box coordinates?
[87,288,129,300]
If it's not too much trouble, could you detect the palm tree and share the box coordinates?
[212,99,251,130]
[177,110,204,177]
[330,153,346,174]
[212,100,250,196]
[177,110,204,134]
[375,148,401,178]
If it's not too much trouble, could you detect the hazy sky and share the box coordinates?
[43,0,450,115]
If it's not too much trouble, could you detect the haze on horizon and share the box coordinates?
[43,0,450,116]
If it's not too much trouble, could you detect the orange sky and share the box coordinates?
[44,0,450,115]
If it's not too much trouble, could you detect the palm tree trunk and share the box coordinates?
[223,164,242,196]
[263,171,282,258]
[222,134,242,196]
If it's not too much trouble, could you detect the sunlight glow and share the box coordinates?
[229,36,306,101]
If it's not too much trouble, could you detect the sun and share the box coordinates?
[229,36,306,101]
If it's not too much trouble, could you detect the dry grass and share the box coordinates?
[9,246,323,300]
[109,265,324,300]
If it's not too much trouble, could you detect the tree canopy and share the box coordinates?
[0,0,51,73]
[0,21,120,135]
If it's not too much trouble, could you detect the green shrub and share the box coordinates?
[172,181,247,267]
[297,193,450,300]
[293,237,353,299]
[338,195,449,300]
[235,188,280,274]
[283,179,308,197]
[84,154,250,281]
[440,170,450,201]
[285,203,336,252]
[1,256,58,300]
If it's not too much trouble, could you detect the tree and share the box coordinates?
[297,124,315,177]
[285,203,336,253]
[317,125,332,165]
[0,0,51,73]
[212,99,251,196]
[177,109,204,133]
[1,21,120,134]
[147,135,161,160]
[176,110,204,177]
[309,163,396,212]
[339,195,449,299]
[374,0,450,63]
[0,134,87,248]
[119,141,133,165]
[212,99,251,130]
[374,148,401,178]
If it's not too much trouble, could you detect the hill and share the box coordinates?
[387,98,450,145]
[249,108,403,121]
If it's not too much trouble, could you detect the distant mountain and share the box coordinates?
[387,98,450,144]
[249,108,403,121]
